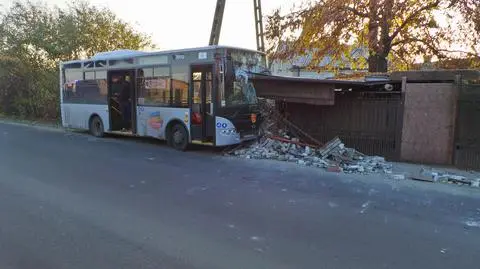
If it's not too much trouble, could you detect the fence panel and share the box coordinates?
[284,91,403,160]
[454,82,480,169]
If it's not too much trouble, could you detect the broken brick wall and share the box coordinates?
[400,83,458,165]
[282,91,403,160]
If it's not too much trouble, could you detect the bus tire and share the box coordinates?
[89,115,105,138]
[168,123,188,151]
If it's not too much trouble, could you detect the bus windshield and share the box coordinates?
[224,50,268,107]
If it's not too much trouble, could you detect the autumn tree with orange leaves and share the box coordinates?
[265,0,480,72]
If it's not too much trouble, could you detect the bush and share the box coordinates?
[0,56,59,120]
[0,0,154,121]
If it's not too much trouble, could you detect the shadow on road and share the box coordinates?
[71,129,241,156]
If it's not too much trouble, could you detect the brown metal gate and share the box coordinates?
[284,91,403,160]
[454,81,480,169]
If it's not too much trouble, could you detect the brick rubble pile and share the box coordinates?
[229,136,480,188]
[413,168,480,187]
[229,136,393,174]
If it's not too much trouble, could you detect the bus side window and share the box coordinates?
[136,69,146,103]
[139,67,171,106]
[193,72,202,104]
[216,60,226,107]
[171,69,188,108]
[63,67,83,103]
[205,71,212,105]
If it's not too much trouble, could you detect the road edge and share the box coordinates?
[0,117,65,133]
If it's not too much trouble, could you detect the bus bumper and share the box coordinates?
[215,116,258,146]
[240,133,257,142]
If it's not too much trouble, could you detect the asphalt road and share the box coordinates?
[0,121,479,269]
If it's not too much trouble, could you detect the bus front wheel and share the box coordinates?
[168,123,188,151]
[89,115,105,138]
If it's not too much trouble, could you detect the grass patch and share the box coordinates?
[0,114,62,128]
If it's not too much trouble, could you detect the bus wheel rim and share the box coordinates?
[94,119,101,135]
[95,121,101,133]
[173,129,183,144]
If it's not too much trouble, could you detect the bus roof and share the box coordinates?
[61,45,265,65]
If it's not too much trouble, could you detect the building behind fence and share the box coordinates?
[265,70,480,170]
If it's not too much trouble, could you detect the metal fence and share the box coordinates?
[284,91,403,160]
[454,81,480,169]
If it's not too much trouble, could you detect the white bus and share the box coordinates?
[60,46,268,150]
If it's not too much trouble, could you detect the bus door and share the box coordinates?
[190,64,215,143]
[107,69,136,133]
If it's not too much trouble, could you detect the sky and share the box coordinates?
[3,0,298,51]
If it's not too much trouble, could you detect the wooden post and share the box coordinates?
[395,76,407,161]
[451,74,462,166]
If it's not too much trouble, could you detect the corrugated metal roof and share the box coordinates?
[251,73,392,86]
[274,42,368,69]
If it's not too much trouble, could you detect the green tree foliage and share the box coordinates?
[0,0,154,120]
[265,0,480,72]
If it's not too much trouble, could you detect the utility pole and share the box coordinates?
[209,0,265,53]
[209,0,226,46]
[253,0,265,52]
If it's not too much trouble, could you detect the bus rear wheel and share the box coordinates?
[89,115,105,138]
[168,123,188,151]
